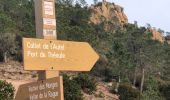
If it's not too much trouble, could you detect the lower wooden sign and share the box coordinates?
[14,77,64,100]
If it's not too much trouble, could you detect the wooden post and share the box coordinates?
[34,0,63,99]
[34,0,59,80]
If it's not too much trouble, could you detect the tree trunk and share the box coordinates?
[140,68,145,93]
[133,67,137,86]
[3,52,7,63]
[115,75,120,93]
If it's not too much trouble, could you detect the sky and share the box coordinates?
[86,0,170,32]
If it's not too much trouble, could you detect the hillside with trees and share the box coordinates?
[0,0,170,100]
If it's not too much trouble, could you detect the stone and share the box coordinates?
[89,2,128,31]
[149,28,165,42]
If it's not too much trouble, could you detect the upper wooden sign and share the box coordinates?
[34,0,56,39]
[43,1,54,16]
[23,38,99,71]
[14,77,64,100]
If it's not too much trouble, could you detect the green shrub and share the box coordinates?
[0,52,3,62]
[142,77,162,100]
[14,49,23,62]
[63,74,83,100]
[74,73,97,94]
[104,67,115,82]
[0,80,15,100]
[159,81,170,100]
[118,83,140,100]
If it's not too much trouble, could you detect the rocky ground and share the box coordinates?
[0,61,118,100]
[84,82,119,100]
[0,61,37,80]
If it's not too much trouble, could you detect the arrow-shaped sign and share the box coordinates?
[23,38,99,71]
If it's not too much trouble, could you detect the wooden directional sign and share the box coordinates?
[23,38,99,71]
[14,77,64,100]
[34,0,56,39]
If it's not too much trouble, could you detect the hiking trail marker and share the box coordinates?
[15,77,63,100]
[23,38,99,71]
[14,0,99,100]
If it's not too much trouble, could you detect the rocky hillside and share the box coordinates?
[89,1,167,43]
[89,1,128,31]
[149,28,165,42]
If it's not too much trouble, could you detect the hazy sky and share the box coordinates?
[86,0,170,32]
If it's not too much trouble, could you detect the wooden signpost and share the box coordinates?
[14,0,99,99]
[23,38,99,71]
[15,77,64,100]
[34,0,59,80]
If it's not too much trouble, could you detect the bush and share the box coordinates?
[118,83,140,100]
[0,32,18,62]
[0,80,15,100]
[14,49,22,62]
[74,73,97,94]
[142,77,162,100]
[104,67,115,82]
[159,81,170,100]
[63,74,83,100]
